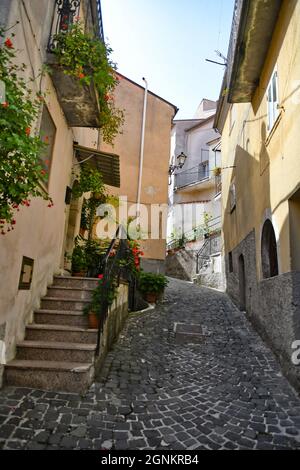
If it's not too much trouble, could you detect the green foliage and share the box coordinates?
[0,27,52,232]
[71,244,87,273]
[53,21,124,145]
[71,235,104,274]
[137,272,168,294]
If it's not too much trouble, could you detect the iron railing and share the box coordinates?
[47,0,104,52]
[196,231,222,274]
[96,225,136,354]
[175,161,209,189]
[47,0,81,52]
[167,215,222,251]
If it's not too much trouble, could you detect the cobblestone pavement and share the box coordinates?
[1,278,300,450]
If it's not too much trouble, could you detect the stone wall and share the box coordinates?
[166,249,197,281]
[226,229,300,391]
[96,282,129,371]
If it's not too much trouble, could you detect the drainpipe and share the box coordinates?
[136,77,148,218]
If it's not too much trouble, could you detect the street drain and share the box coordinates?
[174,322,205,344]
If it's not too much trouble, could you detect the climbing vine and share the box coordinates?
[0,26,52,234]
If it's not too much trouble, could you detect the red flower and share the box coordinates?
[78,73,85,79]
[98,274,104,280]
[41,169,46,176]
[4,38,13,48]
[25,127,31,136]
[1,101,9,108]
[61,24,68,30]
[44,136,49,143]
[11,219,16,225]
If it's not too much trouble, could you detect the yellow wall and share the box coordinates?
[99,76,176,261]
[221,0,300,279]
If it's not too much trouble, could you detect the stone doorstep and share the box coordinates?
[16,340,97,363]
[34,310,88,328]
[4,360,94,393]
[26,324,96,332]
[16,340,97,351]
[25,324,97,344]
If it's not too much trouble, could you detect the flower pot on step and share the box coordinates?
[145,292,159,304]
[72,271,86,277]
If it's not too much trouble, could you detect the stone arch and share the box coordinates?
[261,219,278,279]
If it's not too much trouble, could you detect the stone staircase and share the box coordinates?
[4,276,99,393]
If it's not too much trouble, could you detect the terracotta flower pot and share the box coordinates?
[88,312,100,329]
[72,271,86,277]
[145,292,158,304]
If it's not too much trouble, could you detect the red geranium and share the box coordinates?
[4,38,13,48]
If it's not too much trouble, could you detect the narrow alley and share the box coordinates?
[0,279,299,451]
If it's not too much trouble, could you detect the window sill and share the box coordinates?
[265,111,283,147]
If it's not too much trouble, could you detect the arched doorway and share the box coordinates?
[238,254,246,311]
[261,219,278,278]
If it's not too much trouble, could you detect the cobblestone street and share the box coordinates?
[1,278,300,450]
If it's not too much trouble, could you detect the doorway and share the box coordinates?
[238,254,246,311]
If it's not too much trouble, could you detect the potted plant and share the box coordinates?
[84,275,117,329]
[71,245,87,277]
[52,21,124,145]
[137,272,168,304]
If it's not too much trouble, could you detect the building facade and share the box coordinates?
[99,74,178,274]
[215,0,300,390]
[0,0,117,387]
[167,100,223,285]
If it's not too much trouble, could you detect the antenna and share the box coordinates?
[205,50,227,67]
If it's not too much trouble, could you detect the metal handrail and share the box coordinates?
[196,231,222,274]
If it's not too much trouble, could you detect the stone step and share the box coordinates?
[40,297,90,312]
[53,276,99,290]
[26,324,97,344]
[47,286,93,301]
[34,309,88,328]
[16,340,96,363]
[4,360,94,393]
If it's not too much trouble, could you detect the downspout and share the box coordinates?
[136,77,148,218]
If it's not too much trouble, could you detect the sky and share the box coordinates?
[101,0,235,119]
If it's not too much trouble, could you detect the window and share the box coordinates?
[261,219,278,278]
[267,68,279,132]
[39,105,56,187]
[229,181,236,212]
[229,105,236,133]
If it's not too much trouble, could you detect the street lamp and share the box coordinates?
[168,152,187,177]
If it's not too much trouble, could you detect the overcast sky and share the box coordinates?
[101,0,235,119]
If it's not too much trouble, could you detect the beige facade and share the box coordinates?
[99,74,178,271]
[216,0,300,390]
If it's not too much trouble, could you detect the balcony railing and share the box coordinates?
[175,161,209,190]
[48,1,104,51]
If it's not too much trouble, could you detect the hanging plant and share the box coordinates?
[0,27,52,234]
[52,21,124,145]
[212,166,222,177]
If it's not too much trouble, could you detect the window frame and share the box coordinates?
[266,67,279,133]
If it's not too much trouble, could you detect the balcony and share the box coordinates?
[227,0,282,103]
[46,0,101,128]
